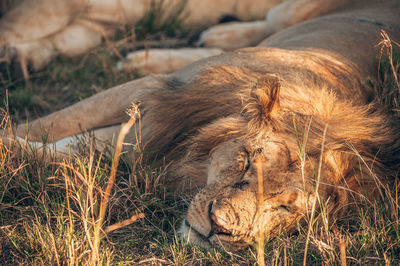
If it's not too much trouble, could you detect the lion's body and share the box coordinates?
[11,0,400,250]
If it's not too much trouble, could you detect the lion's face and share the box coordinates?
[176,74,315,250]
[179,133,316,250]
[176,72,376,250]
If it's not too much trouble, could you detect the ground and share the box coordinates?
[0,10,400,265]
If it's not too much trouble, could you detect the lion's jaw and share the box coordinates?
[179,138,315,250]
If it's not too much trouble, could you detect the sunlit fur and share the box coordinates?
[138,64,400,249]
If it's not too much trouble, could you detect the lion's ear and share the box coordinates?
[241,74,281,126]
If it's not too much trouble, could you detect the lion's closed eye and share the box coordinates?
[233,180,249,189]
[275,205,291,212]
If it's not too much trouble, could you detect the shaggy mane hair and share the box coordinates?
[139,65,400,213]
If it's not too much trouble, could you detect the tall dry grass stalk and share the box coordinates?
[54,103,143,264]
[332,226,347,266]
[377,30,400,92]
[256,156,265,266]
[376,29,400,118]
[303,124,328,266]
[90,103,140,264]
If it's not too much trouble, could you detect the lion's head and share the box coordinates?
[179,136,316,250]
[172,66,393,250]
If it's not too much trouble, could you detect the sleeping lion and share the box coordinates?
[7,0,400,250]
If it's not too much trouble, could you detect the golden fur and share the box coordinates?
[174,65,399,248]
[10,0,400,250]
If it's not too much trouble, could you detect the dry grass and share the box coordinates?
[256,157,266,266]
[375,30,400,117]
[302,124,328,266]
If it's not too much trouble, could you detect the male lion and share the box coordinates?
[8,0,400,250]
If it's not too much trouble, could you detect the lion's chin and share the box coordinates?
[178,221,251,251]
[178,221,212,249]
[208,235,251,251]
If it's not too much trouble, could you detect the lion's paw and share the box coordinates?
[197,21,268,51]
[117,48,222,75]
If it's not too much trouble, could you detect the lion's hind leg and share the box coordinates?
[15,74,166,143]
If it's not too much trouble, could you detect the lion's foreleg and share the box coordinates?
[11,124,138,157]
[16,74,167,142]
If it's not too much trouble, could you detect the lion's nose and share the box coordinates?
[209,200,233,236]
[210,213,233,235]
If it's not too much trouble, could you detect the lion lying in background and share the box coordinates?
[0,0,353,76]
[8,0,400,250]
[0,0,281,75]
